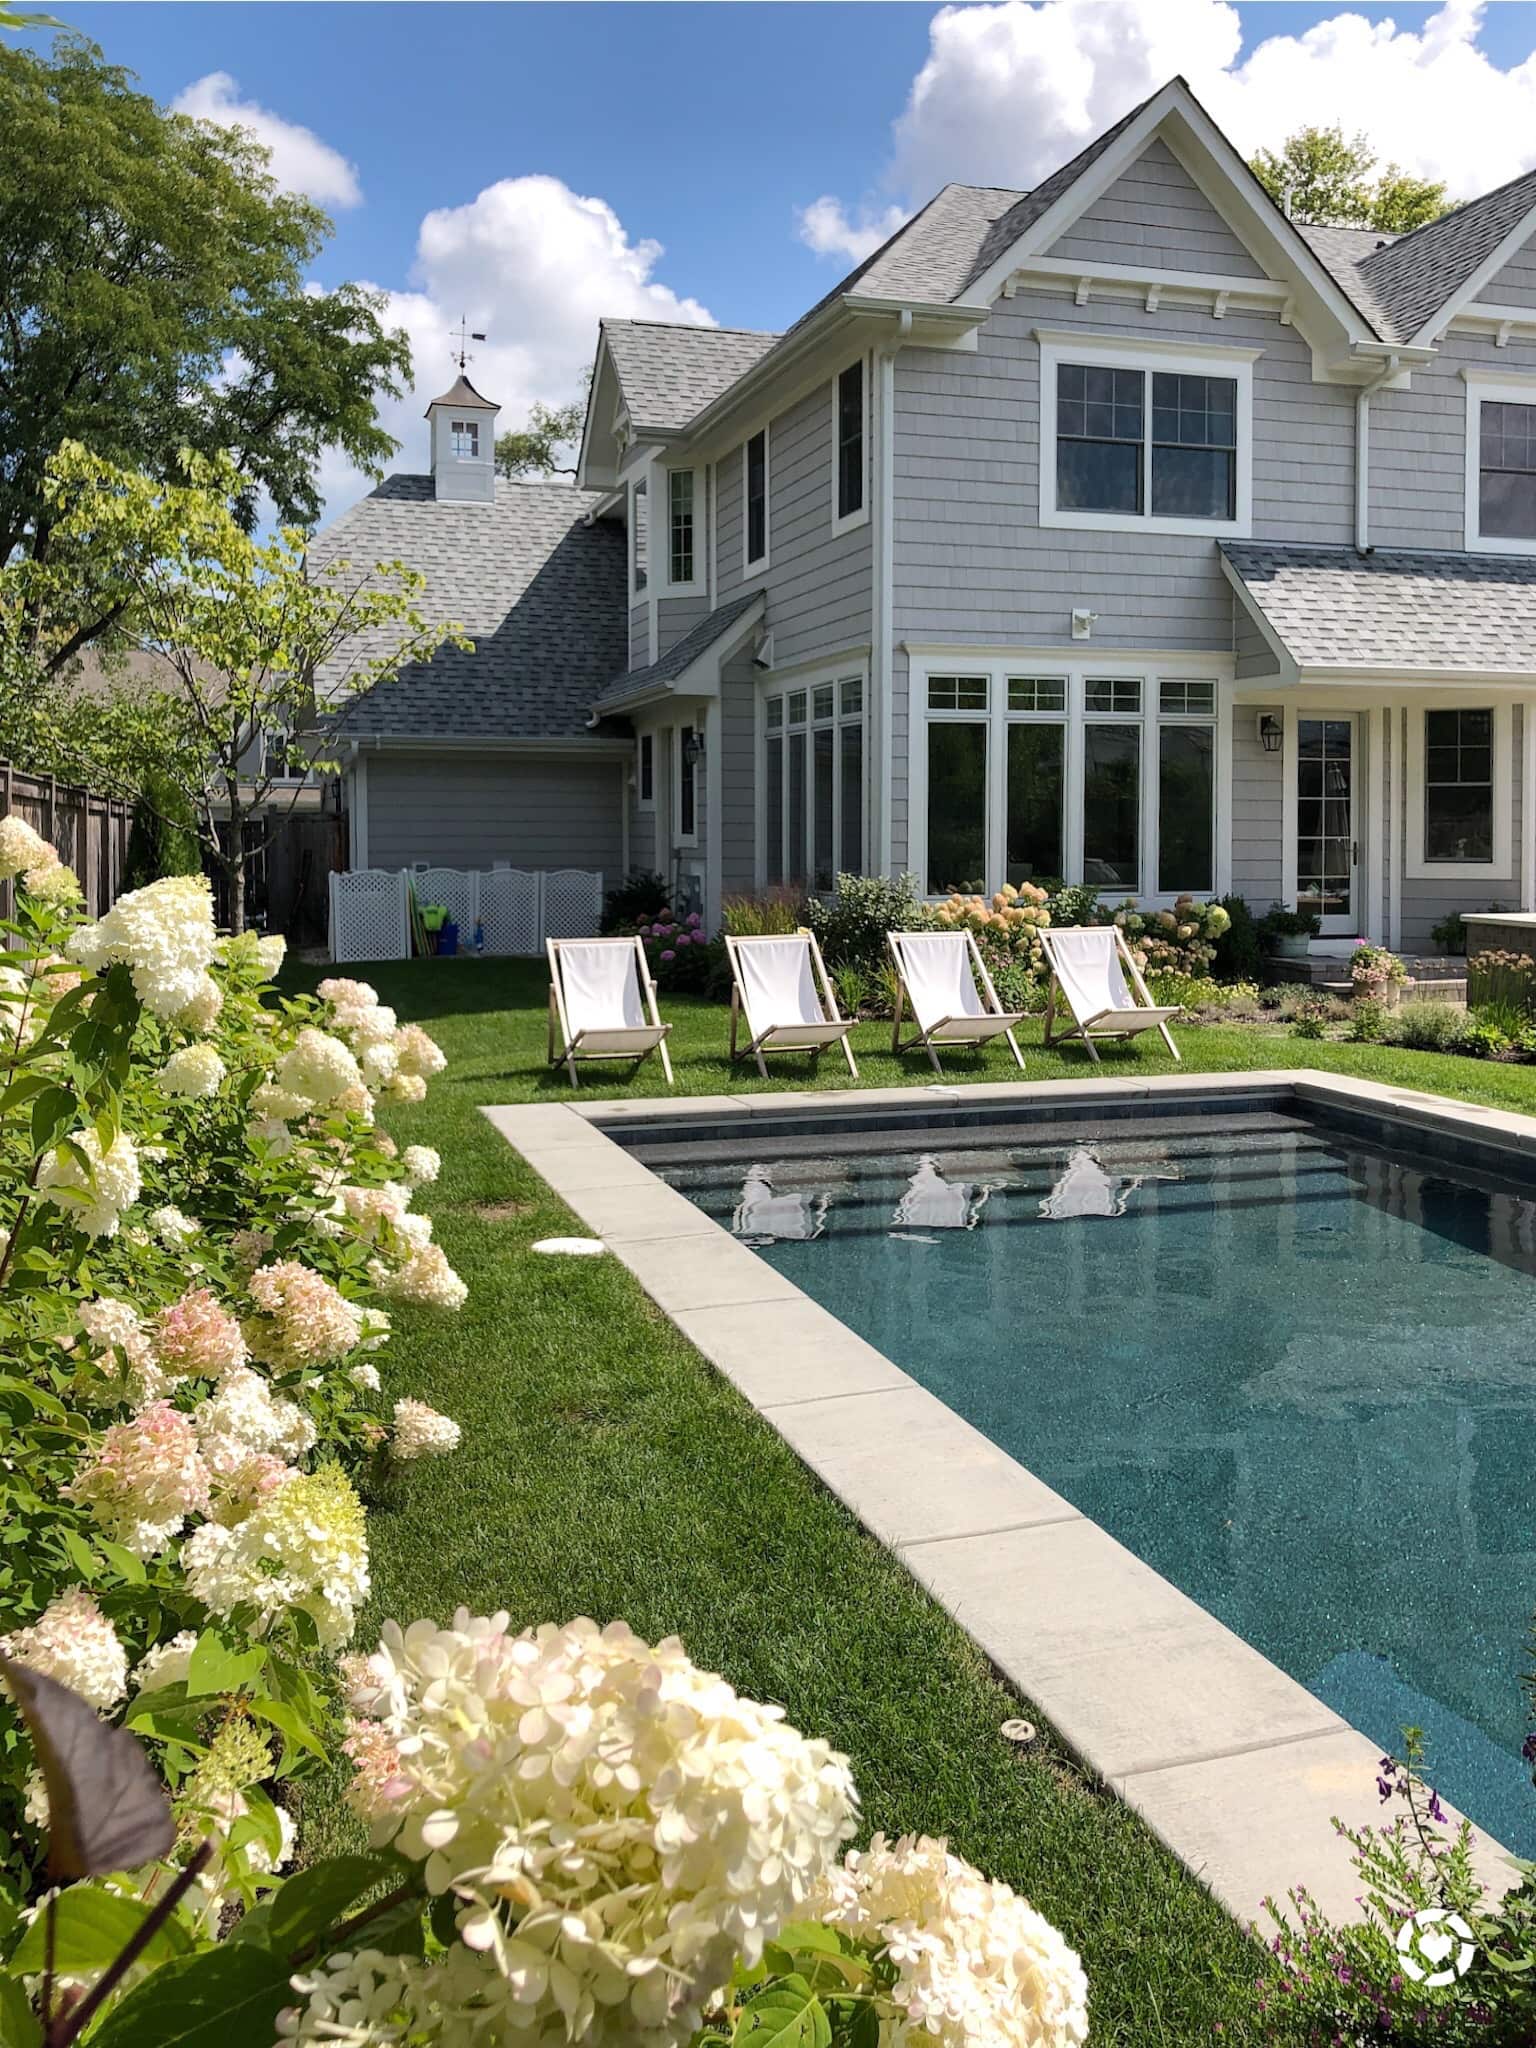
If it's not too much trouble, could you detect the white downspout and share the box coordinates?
[1355,354,1401,551]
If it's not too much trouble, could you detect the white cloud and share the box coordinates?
[808,0,1536,237]
[322,175,715,518]
[797,194,912,265]
[173,72,363,209]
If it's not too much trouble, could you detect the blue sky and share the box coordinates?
[35,2,1536,505]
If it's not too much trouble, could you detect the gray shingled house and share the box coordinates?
[325,76,1536,955]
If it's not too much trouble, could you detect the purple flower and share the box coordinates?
[687,911,702,925]
[675,933,691,947]
[1522,1732,1536,1764]
[660,949,676,963]
[1427,1789,1448,1824]
[1377,1776,1395,1802]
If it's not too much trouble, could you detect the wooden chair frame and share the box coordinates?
[887,929,1026,1076]
[725,931,858,1082]
[546,935,674,1088]
[1041,925,1181,1063]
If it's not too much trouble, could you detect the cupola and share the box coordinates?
[425,372,499,505]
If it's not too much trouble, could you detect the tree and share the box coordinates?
[494,378,590,479]
[33,443,470,931]
[1250,124,1449,232]
[0,35,412,673]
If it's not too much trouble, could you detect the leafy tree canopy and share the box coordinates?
[0,34,412,670]
[494,378,590,479]
[1250,124,1450,233]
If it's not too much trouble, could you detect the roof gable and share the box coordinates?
[602,321,779,435]
[1356,168,1536,342]
[1042,135,1269,279]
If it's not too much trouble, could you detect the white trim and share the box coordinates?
[1280,701,1299,911]
[1284,707,1362,934]
[829,354,871,538]
[349,751,369,871]
[874,348,895,874]
[1524,705,1536,915]
[1036,333,1256,539]
[636,732,655,813]
[661,466,703,594]
[1011,256,1290,310]
[703,698,722,933]
[1367,706,1386,946]
[706,460,717,608]
[627,460,651,604]
[1450,305,1536,346]
[753,663,870,892]
[1404,698,1512,881]
[742,424,770,576]
[1462,371,1536,554]
[1214,682,1234,897]
[1411,209,1536,347]
[1388,707,1403,952]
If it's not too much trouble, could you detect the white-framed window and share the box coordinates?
[630,474,648,597]
[675,724,699,847]
[666,469,699,589]
[260,729,313,785]
[450,419,480,459]
[911,657,1225,901]
[1405,699,1512,879]
[831,359,868,534]
[1463,373,1536,554]
[636,732,655,811]
[1036,332,1256,538]
[743,427,769,573]
[760,672,865,890]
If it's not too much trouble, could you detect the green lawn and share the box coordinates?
[291,959,1536,2046]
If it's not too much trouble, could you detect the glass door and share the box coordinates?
[1296,716,1358,933]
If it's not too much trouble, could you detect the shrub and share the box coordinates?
[930,883,1050,972]
[612,901,717,991]
[600,869,669,933]
[1149,973,1260,1020]
[1468,948,1536,1017]
[721,889,804,937]
[1430,908,1468,954]
[829,961,870,1018]
[802,871,927,974]
[123,766,201,889]
[1348,997,1387,1043]
[1386,1000,1473,1053]
[1212,893,1264,981]
[1291,994,1337,1040]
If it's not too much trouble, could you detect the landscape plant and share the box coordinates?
[1468,951,1536,1018]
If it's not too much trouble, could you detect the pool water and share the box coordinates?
[659,1109,1536,1855]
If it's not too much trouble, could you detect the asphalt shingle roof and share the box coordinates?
[603,321,779,433]
[1223,542,1536,673]
[1295,222,1401,334]
[595,591,763,712]
[1355,170,1536,340]
[312,475,627,740]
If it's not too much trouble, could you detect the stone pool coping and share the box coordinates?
[483,1069,1520,1930]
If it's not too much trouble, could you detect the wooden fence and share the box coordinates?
[0,760,134,920]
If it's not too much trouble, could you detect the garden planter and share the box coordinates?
[1269,933,1312,961]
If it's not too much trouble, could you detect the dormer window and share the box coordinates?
[451,419,480,459]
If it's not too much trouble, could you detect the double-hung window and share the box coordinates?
[667,470,697,587]
[1466,377,1536,551]
[833,360,866,529]
[744,428,769,570]
[763,676,864,888]
[450,419,479,459]
[636,733,655,810]
[1041,337,1253,536]
[676,725,698,845]
[1408,702,1510,878]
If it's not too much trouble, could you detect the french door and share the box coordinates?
[1296,716,1359,934]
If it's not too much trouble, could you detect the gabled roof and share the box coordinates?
[1222,542,1536,676]
[312,476,627,741]
[594,590,764,714]
[1295,223,1401,335]
[602,321,779,435]
[1352,168,1536,341]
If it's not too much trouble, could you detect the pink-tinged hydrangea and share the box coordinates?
[157,1043,226,1099]
[248,1260,364,1369]
[372,1243,466,1311]
[207,1450,297,1527]
[182,1467,369,1647]
[331,1080,376,1123]
[340,1717,408,1824]
[132,1629,199,1694]
[66,1401,211,1557]
[36,1128,142,1238]
[78,1296,155,1378]
[340,1612,858,2045]
[0,814,56,880]
[809,1834,1089,2048]
[389,1398,460,1460]
[154,1288,247,1380]
[392,1024,445,1080]
[229,1228,274,1270]
[400,1146,440,1188]
[276,1028,363,1109]
[65,874,218,1021]
[1,1588,129,1709]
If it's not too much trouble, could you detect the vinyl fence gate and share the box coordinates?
[328,867,604,964]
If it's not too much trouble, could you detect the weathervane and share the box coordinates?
[451,316,486,371]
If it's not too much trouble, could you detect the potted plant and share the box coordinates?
[1349,940,1407,1003]
[1258,903,1321,960]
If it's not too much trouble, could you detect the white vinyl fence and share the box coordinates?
[328,868,603,964]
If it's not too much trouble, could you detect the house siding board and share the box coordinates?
[1045,138,1268,278]
[719,654,757,892]
[1234,603,1279,680]
[1473,235,1536,310]
[656,595,708,659]
[629,603,651,670]
[1368,328,1536,550]
[364,754,623,877]
[1230,704,1284,907]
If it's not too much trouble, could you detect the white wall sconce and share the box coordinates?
[682,729,706,770]
[1070,607,1098,640]
[1257,712,1283,754]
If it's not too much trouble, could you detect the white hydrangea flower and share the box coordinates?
[66,874,219,1020]
[381,1072,426,1105]
[372,1244,466,1311]
[132,1629,199,1694]
[277,1948,437,2046]
[0,815,55,879]
[359,1040,399,1088]
[24,860,80,904]
[1,1588,129,1710]
[194,1363,317,1470]
[348,1361,381,1393]
[148,1204,200,1249]
[317,977,380,1011]
[257,933,287,978]
[400,1146,440,1189]
[247,1260,364,1368]
[392,1025,445,1080]
[390,1398,460,1460]
[810,1833,1090,2048]
[157,1043,227,1099]
[177,974,224,1032]
[36,1128,142,1239]
[182,1468,368,1648]
[276,1027,364,1109]
[341,1613,858,2045]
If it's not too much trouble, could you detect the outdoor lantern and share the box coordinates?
[1257,713,1283,754]
[682,729,705,770]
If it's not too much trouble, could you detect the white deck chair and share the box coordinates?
[725,932,858,1081]
[887,929,1025,1075]
[546,936,673,1088]
[1039,925,1181,1063]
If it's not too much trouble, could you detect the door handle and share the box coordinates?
[1352,841,1359,866]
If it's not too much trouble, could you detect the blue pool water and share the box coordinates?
[657,1109,1536,1855]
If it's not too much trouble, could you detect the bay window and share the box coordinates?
[761,675,865,889]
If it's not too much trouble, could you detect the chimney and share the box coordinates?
[425,373,500,504]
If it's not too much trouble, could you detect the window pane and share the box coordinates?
[840,678,863,716]
[679,728,696,839]
[927,676,988,712]
[1006,723,1064,885]
[1151,373,1237,448]
[638,734,653,802]
[1158,725,1214,891]
[1083,724,1140,889]
[1424,707,1495,862]
[813,727,835,891]
[786,730,806,885]
[1151,445,1235,519]
[787,690,807,726]
[840,721,863,874]
[765,735,784,886]
[1057,438,1141,513]
[1008,676,1067,712]
[765,697,783,731]
[746,431,767,562]
[1159,679,1216,715]
[668,471,694,583]
[837,361,864,519]
[1481,468,1536,539]
[927,723,987,894]
[1085,678,1141,714]
[813,684,835,722]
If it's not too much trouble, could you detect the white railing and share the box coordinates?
[328,868,603,963]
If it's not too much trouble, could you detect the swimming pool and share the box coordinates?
[651,1102,1536,1857]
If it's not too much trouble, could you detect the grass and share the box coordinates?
[288,958,1536,2045]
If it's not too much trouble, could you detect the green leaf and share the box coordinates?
[263,1853,405,1960]
[29,1085,77,1156]
[10,1886,191,1974]
[95,1537,147,1585]
[732,1979,832,2048]
[0,1973,41,2048]
[248,1697,327,1764]
[60,1527,98,1582]
[185,1630,265,1700]
[84,1944,292,2048]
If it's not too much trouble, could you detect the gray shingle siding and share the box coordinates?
[365,754,623,874]
[1045,139,1266,276]
[1474,234,1536,310]
[629,602,650,670]
[719,653,757,892]
[656,595,708,659]
[1230,706,1283,907]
